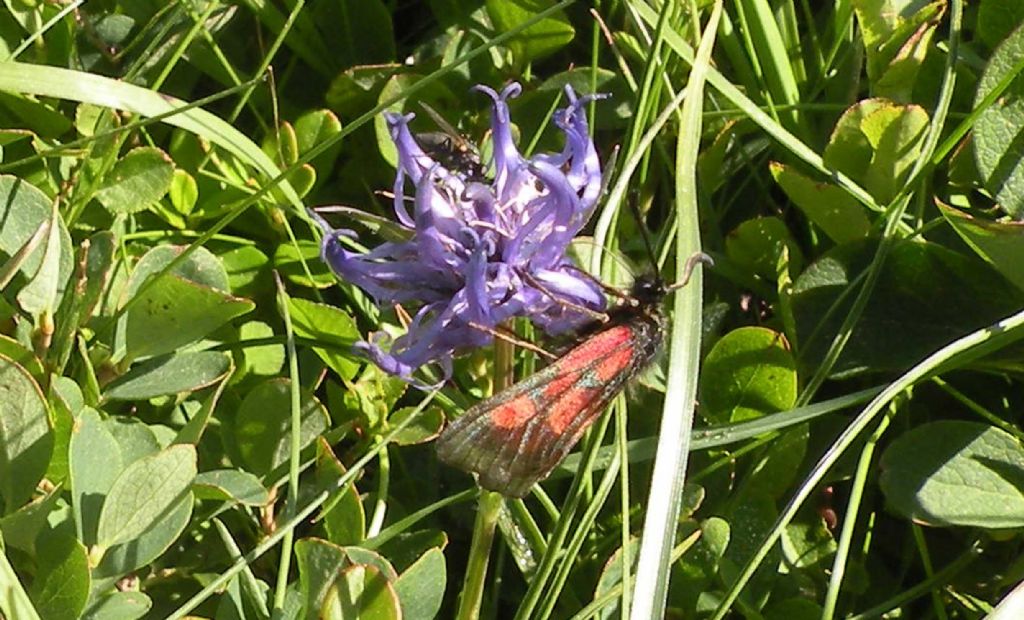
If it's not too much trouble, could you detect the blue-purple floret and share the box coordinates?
[316,82,607,383]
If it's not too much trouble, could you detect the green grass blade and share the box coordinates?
[0,61,303,209]
[628,3,721,618]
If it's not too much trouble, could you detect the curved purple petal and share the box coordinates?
[317,83,610,384]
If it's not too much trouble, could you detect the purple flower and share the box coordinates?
[315,83,607,383]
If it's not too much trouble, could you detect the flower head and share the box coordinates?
[316,83,607,383]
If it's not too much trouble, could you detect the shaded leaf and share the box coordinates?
[725,216,804,280]
[234,379,330,475]
[790,239,1024,376]
[390,406,444,446]
[104,418,161,466]
[939,201,1024,292]
[317,440,365,546]
[0,354,52,511]
[94,147,175,215]
[770,162,871,243]
[81,591,152,620]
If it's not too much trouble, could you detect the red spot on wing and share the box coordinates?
[542,369,583,399]
[540,325,639,434]
[556,325,633,371]
[546,386,601,434]
[594,345,636,381]
[491,395,536,429]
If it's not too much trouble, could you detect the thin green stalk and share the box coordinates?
[271,273,302,613]
[515,412,615,620]
[367,446,390,537]
[616,399,632,620]
[455,333,515,620]
[363,489,476,550]
[212,519,271,620]
[457,491,504,620]
[846,542,982,620]
[537,448,621,620]
[2,0,83,61]
[567,528,703,620]
[821,405,894,619]
[629,4,720,619]
[932,377,1024,442]
[913,523,949,620]
[151,1,220,89]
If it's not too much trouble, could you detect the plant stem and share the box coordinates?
[455,329,515,620]
[457,490,505,620]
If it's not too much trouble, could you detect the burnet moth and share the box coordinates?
[435,252,711,498]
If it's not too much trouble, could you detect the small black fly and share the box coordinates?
[417,102,488,182]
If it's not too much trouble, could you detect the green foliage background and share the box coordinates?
[2,0,1024,618]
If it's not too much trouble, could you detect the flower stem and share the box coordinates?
[455,330,515,619]
[457,490,504,620]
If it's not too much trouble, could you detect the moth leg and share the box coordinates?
[466,321,558,361]
[519,268,612,322]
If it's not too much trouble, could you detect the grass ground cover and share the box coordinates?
[2,1,1024,618]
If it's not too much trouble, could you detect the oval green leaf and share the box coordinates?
[0,175,73,300]
[700,326,797,424]
[69,408,122,546]
[193,469,269,506]
[393,547,446,620]
[770,162,870,244]
[103,351,231,401]
[0,354,52,511]
[95,444,197,551]
[93,494,193,580]
[880,420,1024,528]
[975,20,1024,218]
[28,533,90,620]
[94,146,175,215]
[287,298,360,381]
[122,274,254,361]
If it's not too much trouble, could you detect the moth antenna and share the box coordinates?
[666,252,714,291]
[626,200,662,278]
